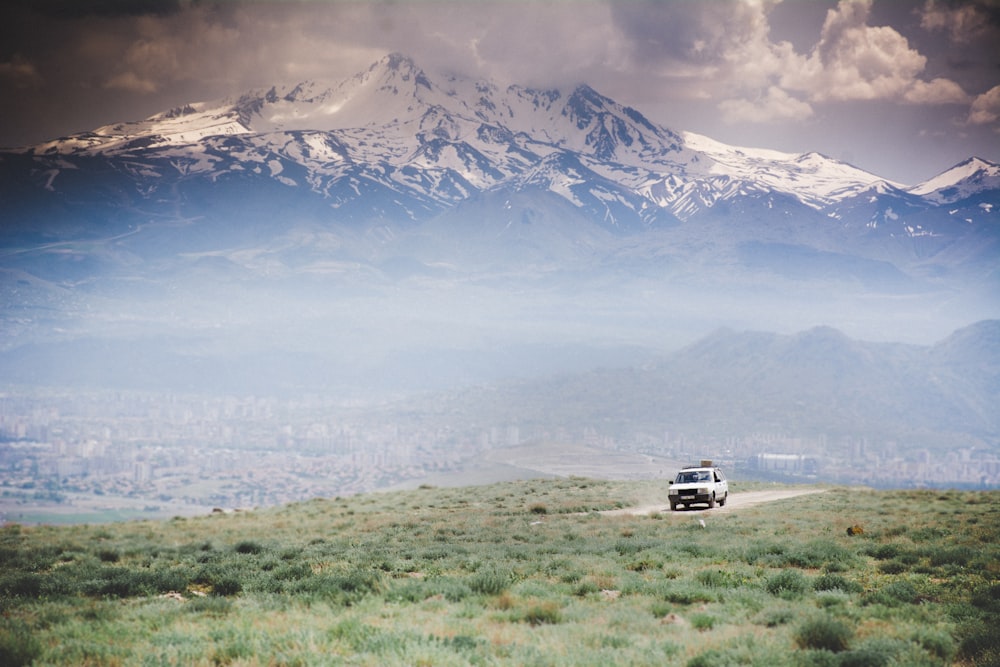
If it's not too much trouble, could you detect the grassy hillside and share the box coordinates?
[1,479,998,666]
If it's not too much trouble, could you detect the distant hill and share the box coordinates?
[437,321,1000,452]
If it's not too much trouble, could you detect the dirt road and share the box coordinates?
[600,488,826,517]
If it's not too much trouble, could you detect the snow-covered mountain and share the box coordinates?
[1,53,998,397]
[19,52,993,232]
[907,157,1000,205]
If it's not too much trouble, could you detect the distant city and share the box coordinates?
[2,386,996,523]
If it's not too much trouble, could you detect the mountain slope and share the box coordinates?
[0,52,997,397]
[908,156,1000,204]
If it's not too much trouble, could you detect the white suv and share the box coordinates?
[668,465,728,510]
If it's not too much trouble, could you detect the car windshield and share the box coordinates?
[677,471,710,484]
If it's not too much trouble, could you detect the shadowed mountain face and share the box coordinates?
[0,53,998,400]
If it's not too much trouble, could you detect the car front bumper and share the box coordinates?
[669,488,713,505]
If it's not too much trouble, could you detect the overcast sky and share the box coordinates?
[1,0,998,184]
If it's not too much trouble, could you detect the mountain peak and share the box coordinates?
[567,83,604,104]
[909,156,1000,203]
[372,52,429,85]
[384,52,414,69]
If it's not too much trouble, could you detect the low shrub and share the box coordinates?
[0,620,42,667]
[926,545,975,568]
[676,542,712,558]
[520,602,562,626]
[816,590,851,608]
[385,578,430,604]
[650,601,673,618]
[295,568,383,606]
[0,572,43,598]
[558,569,583,584]
[795,615,853,652]
[862,580,918,607]
[430,577,473,603]
[837,637,919,667]
[211,575,243,597]
[878,560,908,575]
[971,582,1000,613]
[911,627,955,663]
[271,562,312,582]
[686,650,725,667]
[737,541,787,566]
[690,613,716,630]
[96,549,120,563]
[787,540,855,569]
[765,570,809,599]
[233,541,265,555]
[470,565,513,595]
[867,544,899,561]
[958,628,1000,667]
[614,538,642,556]
[696,568,746,588]
[82,566,189,598]
[756,606,796,627]
[627,557,662,572]
[813,573,862,594]
[659,584,714,605]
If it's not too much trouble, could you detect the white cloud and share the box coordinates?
[801,0,927,102]
[903,78,969,105]
[968,85,1000,125]
[609,0,968,124]
[719,86,813,123]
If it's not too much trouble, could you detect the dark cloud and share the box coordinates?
[24,0,186,19]
[920,0,1000,41]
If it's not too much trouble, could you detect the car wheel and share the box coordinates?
[708,493,716,509]
[718,492,727,507]
[669,501,678,511]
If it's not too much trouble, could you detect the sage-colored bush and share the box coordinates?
[0,620,42,667]
[765,569,809,599]
[813,573,862,594]
[795,614,854,652]
[470,564,514,595]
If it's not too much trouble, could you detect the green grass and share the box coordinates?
[0,480,997,666]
